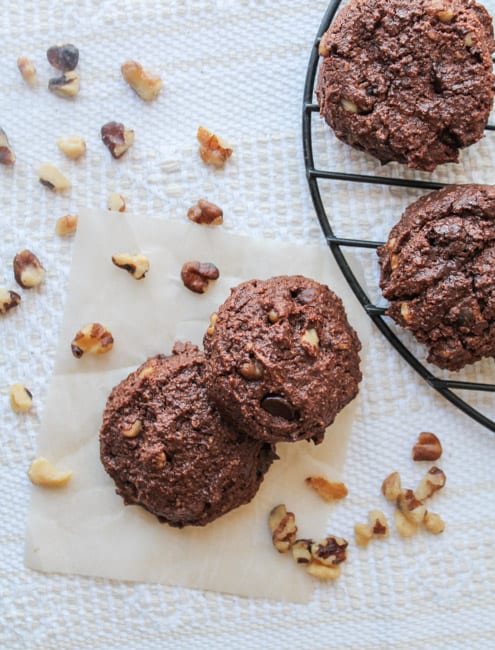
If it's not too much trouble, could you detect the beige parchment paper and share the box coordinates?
[24,208,370,602]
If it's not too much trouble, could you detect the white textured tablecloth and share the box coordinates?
[2,0,495,647]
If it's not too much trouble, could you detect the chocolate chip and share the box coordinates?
[261,394,296,421]
[47,44,79,71]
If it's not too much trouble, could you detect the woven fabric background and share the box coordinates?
[1,0,495,647]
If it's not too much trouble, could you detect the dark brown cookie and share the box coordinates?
[378,184,495,370]
[203,276,362,444]
[100,342,276,527]
[316,0,495,171]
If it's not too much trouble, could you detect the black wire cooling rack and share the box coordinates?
[302,0,495,433]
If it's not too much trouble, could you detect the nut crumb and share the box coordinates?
[415,466,446,501]
[291,539,312,564]
[187,199,223,225]
[57,136,86,159]
[369,509,389,537]
[107,192,126,212]
[0,128,15,165]
[55,214,78,236]
[121,60,162,101]
[354,523,373,547]
[268,504,297,553]
[10,383,33,413]
[305,476,348,501]
[13,249,46,289]
[71,322,114,358]
[0,288,21,314]
[112,253,149,280]
[39,163,70,191]
[206,312,218,336]
[197,126,233,167]
[381,471,402,501]
[306,562,341,580]
[394,508,418,538]
[17,56,37,85]
[28,457,72,487]
[48,70,80,97]
[101,122,135,159]
[412,431,442,461]
[424,511,445,534]
[181,261,219,293]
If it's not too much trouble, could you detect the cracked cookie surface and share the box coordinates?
[378,184,495,370]
[316,0,495,171]
[203,276,362,444]
[100,342,276,527]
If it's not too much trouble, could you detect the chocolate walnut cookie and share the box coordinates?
[378,184,495,371]
[204,276,362,444]
[316,0,495,171]
[100,342,276,527]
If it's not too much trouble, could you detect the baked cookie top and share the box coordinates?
[100,342,276,527]
[378,184,495,370]
[316,0,495,171]
[203,276,362,444]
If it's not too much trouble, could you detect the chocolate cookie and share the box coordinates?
[316,0,495,171]
[378,184,495,370]
[100,342,276,527]
[203,276,362,444]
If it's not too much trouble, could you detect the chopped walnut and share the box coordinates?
[55,214,78,236]
[291,539,313,564]
[206,312,218,336]
[28,457,72,487]
[17,56,37,86]
[341,98,358,113]
[71,322,114,358]
[354,523,373,547]
[305,476,348,501]
[310,536,348,567]
[268,504,297,553]
[57,136,86,159]
[394,508,418,538]
[424,511,445,534]
[121,60,163,101]
[39,163,70,191]
[13,249,46,289]
[9,383,33,413]
[415,466,446,501]
[301,328,320,354]
[0,288,21,314]
[381,471,402,501]
[397,489,427,525]
[181,261,219,293]
[48,71,80,97]
[369,509,389,537]
[107,192,126,212]
[101,121,135,159]
[187,199,223,225]
[239,360,264,380]
[197,126,233,167]
[306,562,341,580]
[0,128,15,165]
[412,432,442,461]
[123,420,143,438]
[112,253,149,280]
[400,302,412,323]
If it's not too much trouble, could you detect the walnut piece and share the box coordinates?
[57,136,86,159]
[107,192,126,212]
[268,504,298,553]
[0,288,21,314]
[397,489,427,525]
[291,539,313,564]
[424,511,445,534]
[39,163,70,191]
[55,214,78,236]
[415,466,446,501]
[71,322,114,358]
[9,383,33,413]
[17,56,37,86]
[112,253,149,280]
[394,508,418,538]
[48,71,80,97]
[13,249,46,289]
[206,312,217,336]
[187,199,223,225]
[310,536,348,567]
[381,471,402,501]
[239,360,264,380]
[354,523,374,547]
[306,562,341,580]
[121,60,163,101]
[197,126,233,167]
[28,457,72,487]
[369,509,389,536]
[123,420,143,438]
[101,121,135,159]
[341,98,358,113]
[0,127,15,165]
[181,261,219,293]
[412,432,443,461]
[301,328,320,353]
[47,44,79,71]
[305,476,348,501]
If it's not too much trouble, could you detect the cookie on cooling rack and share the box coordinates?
[378,184,495,371]
[100,342,276,527]
[203,275,362,444]
[316,0,495,171]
